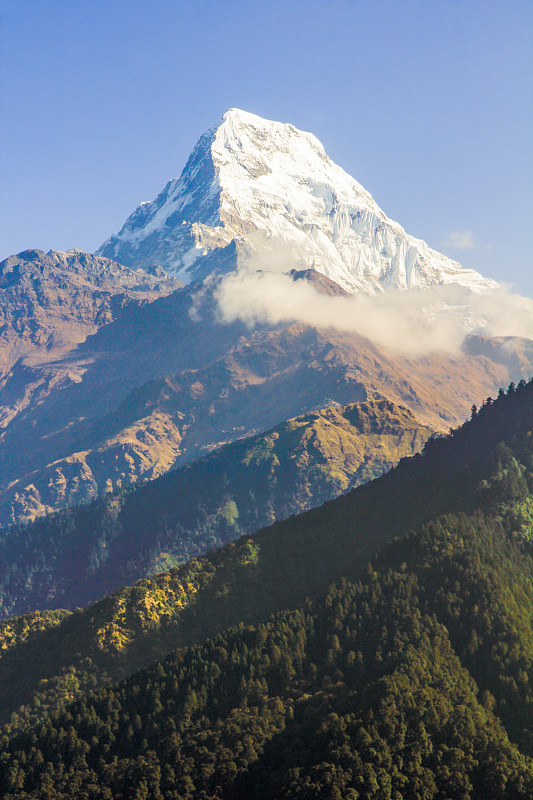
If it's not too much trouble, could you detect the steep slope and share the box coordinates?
[1,377,532,737]
[4,400,533,797]
[1,273,530,530]
[0,248,181,377]
[98,108,495,294]
[4,533,533,799]
[0,399,433,618]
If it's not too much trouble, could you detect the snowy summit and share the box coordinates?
[98,109,495,294]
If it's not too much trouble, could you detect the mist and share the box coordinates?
[214,269,533,356]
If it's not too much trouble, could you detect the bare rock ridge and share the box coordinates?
[98,108,495,294]
[289,268,349,297]
[0,249,182,376]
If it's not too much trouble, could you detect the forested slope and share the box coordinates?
[1,379,532,752]
[3,511,533,797]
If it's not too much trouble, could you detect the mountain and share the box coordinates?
[1,377,532,740]
[2,381,533,798]
[0,265,529,530]
[1,115,530,530]
[0,399,433,619]
[97,108,495,294]
[2,109,533,798]
[0,248,181,377]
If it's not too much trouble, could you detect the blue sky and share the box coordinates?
[2,0,532,295]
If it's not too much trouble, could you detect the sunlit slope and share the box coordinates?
[1,269,530,531]
[0,399,432,619]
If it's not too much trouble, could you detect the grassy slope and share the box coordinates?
[0,399,432,619]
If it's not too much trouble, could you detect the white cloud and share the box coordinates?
[213,270,533,356]
[442,230,476,249]
[441,230,492,251]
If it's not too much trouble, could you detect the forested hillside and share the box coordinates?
[0,399,432,619]
[1,378,532,746]
[0,378,531,797]
[3,507,533,796]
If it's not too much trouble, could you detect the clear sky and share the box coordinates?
[2,0,532,295]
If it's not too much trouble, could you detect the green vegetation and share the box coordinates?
[0,610,68,654]
[3,510,533,798]
[0,379,531,736]
[1,379,533,797]
[0,399,431,619]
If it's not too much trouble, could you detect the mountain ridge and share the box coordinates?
[0,248,182,377]
[0,263,530,530]
[0,115,530,529]
[4,510,533,799]
[0,398,433,619]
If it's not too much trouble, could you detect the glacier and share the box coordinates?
[97,108,496,295]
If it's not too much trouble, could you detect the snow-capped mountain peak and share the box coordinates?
[97,109,495,294]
